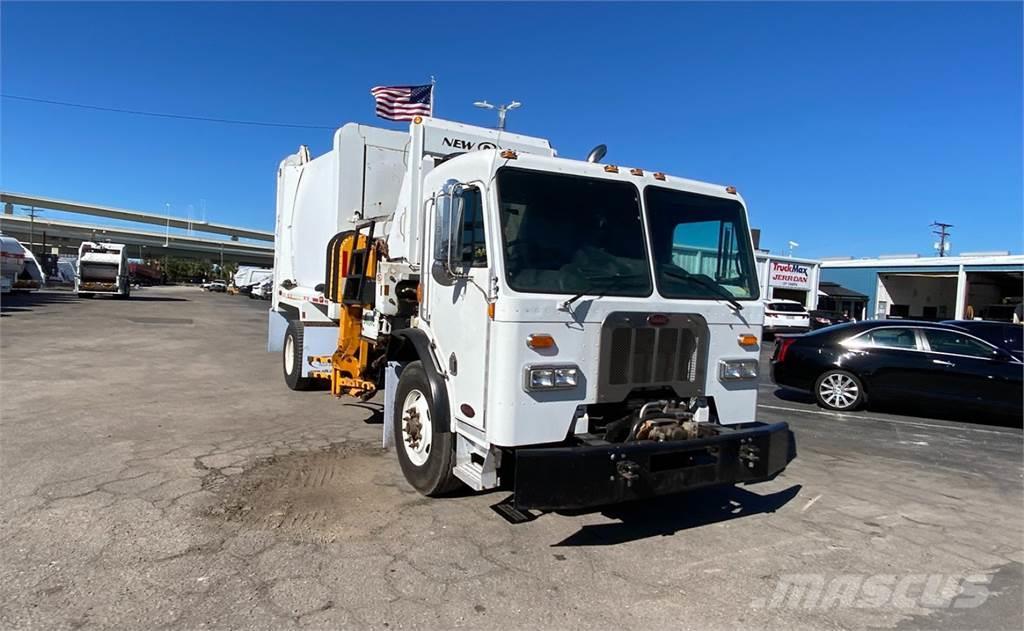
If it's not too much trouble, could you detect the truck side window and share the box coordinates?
[459,187,487,267]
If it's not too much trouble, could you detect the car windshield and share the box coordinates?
[644,187,759,300]
[496,168,651,296]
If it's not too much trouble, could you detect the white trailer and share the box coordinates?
[76,241,130,298]
[269,116,794,511]
[0,233,26,294]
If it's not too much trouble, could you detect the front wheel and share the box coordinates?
[282,320,313,391]
[814,370,865,411]
[393,361,460,496]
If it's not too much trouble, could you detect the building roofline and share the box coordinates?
[821,254,1024,268]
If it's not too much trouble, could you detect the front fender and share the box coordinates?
[390,328,451,434]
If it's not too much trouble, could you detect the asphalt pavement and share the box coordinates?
[1,287,1021,630]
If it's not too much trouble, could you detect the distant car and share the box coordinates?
[209,281,227,293]
[763,299,811,336]
[975,304,1018,323]
[943,320,1024,362]
[771,321,1022,417]
[809,309,852,330]
[249,279,273,300]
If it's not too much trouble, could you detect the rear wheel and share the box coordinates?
[283,320,313,391]
[393,361,460,496]
[814,370,865,411]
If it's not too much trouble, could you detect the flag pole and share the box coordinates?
[430,75,436,117]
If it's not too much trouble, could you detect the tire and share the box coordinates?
[283,320,313,391]
[393,361,461,496]
[814,370,865,411]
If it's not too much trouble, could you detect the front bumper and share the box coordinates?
[79,282,119,292]
[513,422,795,510]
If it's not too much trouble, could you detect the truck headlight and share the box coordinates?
[719,359,759,381]
[525,365,580,391]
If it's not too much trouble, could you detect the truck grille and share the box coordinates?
[598,312,708,402]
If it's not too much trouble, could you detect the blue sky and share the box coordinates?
[2,1,1021,258]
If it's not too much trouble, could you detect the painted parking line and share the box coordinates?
[756,403,1017,436]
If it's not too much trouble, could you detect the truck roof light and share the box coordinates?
[653,172,666,181]
[604,165,619,173]
[526,334,555,350]
[413,116,423,124]
[629,168,644,176]
[738,334,758,347]
[726,186,737,194]
[500,149,518,159]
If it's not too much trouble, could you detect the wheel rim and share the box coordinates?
[284,334,295,375]
[401,389,433,467]
[819,373,858,409]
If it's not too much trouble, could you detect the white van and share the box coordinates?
[763,299,811,336]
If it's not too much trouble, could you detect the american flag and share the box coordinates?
[370,84,433,121]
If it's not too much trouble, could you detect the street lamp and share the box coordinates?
[164,202,171,247]
[473,100,521,130]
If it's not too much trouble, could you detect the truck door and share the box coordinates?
[426,184,491,430]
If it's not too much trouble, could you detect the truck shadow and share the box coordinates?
[550,484,801,547]
[120,295,190,302]
[1,291,81,315]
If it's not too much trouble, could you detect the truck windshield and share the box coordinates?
[644,186,759,301]
[496,168,652,297]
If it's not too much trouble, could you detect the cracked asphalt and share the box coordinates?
[1,286,1021,630]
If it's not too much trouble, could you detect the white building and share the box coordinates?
[821,253,1023,321]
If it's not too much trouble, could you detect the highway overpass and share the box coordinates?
[2,192,274,242]
[0,214,273,265]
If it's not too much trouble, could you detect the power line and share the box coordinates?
[1,93,336,130]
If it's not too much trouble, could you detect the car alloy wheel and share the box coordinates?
[817,372,860,410]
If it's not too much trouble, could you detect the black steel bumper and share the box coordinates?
[513,422,796,511]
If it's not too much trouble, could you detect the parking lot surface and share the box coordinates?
[2,287,1021,630]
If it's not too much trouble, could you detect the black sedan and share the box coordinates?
[942,320,1024,362]
[771,321,1022,417]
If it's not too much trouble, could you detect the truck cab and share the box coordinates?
[269,117,794,510]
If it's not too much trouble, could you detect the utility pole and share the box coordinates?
[22,206,42,257]
[931,221,953,257]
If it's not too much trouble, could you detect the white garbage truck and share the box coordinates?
[268,116,794,510]
[76,241,130,298]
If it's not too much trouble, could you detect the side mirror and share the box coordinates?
[432,179,466,282]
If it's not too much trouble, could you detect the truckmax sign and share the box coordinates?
[769,261,811,289]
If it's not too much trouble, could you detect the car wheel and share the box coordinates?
[283,320,313,391]
[393,361,461,496]
[814,370,865,411]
